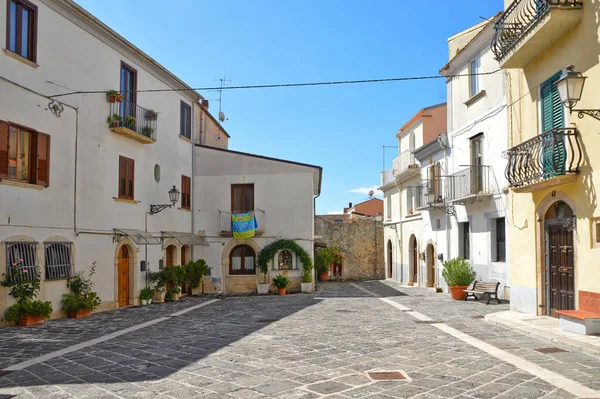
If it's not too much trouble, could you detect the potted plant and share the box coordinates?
[148,270,167,303]
[271,275,291,296]
[167,285,182,301]
[125,116,136,129]
[106,90,123,103]
[141,126,154,138]
[257,252,270,295]
[164,265,186,300]
[1,263,53,326]
[441,257,477,300]
[315,248,334,281]
[140,287,152,305]
[185,259,208,295]
[61,262,102,318]
[107,113,122,128]
[145,109,158,121]
[301,271,313,293]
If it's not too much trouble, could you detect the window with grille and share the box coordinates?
[5,241,37,282]
[44,242,73,280]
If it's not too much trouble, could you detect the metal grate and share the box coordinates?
[535,347,568,354]
[367,371,406,381]
[5,241,37,282]
[44,242,73,281]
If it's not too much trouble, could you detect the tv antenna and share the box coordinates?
[214,76,231,126]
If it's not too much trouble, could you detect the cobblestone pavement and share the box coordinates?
[0,281,599,398]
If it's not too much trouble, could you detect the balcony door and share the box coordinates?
[470,134,483,194]
[541,72,566,179]
[120,62,137,122]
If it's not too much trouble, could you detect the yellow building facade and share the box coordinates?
[496,0,600,316]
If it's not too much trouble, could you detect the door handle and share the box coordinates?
[560,246,569,253]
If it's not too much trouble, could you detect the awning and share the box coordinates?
[113,229,161,245]
[162,231,209,246]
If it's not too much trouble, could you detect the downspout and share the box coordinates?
[313,191,321,291]
[394,180,403,283]
[191,101,196,262]
[438,134,451,290]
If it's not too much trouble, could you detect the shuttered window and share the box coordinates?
[541,72,564,132]
[181,175,191,210]
[118,156,135,200]
[180,101,191,140]
[6,0,37,63]
[0,121,50,187]
[231,184,254,213]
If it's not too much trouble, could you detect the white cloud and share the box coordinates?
[349,185,383,198]
[327,210,344,215]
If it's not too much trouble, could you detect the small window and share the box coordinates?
[470,56,481,97]
[231,184,254,213]
[180,101,192,140]
[118,156,135,200]
[459,222,470,260]
[6,0,37,62]
[406,188,413,215]
[154,164,160,182]
[5,241,37,282]
[229,245,256,275]
[0,122,50,186]
[386,196,392,220]
[277,250,293,270]
[495,218,506,262]
[44,242,73,281]
[181,175,191,210]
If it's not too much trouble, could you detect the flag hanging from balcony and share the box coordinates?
[231,212,258,240]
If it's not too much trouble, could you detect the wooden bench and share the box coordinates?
[555,310,600,335]
[463,281,501,304]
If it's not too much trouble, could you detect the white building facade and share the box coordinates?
[440,17,510,298]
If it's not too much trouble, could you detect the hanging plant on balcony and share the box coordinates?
[125,116,136,129]
[106,90,123,103]
[107,113,122,128]
[145,109,158,121]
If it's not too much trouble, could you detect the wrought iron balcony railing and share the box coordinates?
[505,127,582,191]
[413,181,446,210]
[491,0,583,61]
[446,166,492,203]
[109,99,158,141]
[218,209,266,236]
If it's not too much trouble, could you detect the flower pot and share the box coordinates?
[18,314,45,326]
[449,285,468,300]
[172,292,181,301]
[148,299,152,304]
[108,96,116,103]
[257,283,269,295]
[116,97,123,103]
[141,299,148,306]
[318,272,329,281]
[301,282,313,293]
[277,288,286,296]
[152,290,166,303]
[68,308,91,319]
[110,122,118,128]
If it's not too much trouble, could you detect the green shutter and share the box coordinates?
[541,72,566,178]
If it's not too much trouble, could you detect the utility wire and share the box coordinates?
[48,69,503,99]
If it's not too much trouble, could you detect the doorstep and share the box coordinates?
[485,311,600,357]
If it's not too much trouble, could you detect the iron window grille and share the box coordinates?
[5,241,37,282]
[44,242,74,281]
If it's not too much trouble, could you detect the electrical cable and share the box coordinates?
[47,69,503,99]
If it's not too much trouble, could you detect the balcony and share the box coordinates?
[381,168,395,186]
[108,100,157,144]
[392,150,420,182]
[491,0,583,68]
[218,209,265,237]
[505,127,582,193]
[447,166,493,205]
[414,182,446,211]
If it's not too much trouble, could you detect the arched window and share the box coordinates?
[44,242,73,280]
[229,245,256,275]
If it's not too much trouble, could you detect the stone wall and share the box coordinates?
[315,215,384,280]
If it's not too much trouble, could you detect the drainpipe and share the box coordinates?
[438,134,451,290]
[191,101,196,263]
[394,180,403,283]
[313,191,321,291]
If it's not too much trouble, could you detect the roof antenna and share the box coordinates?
[214,76,231,140]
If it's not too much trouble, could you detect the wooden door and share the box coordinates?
[118,246,130,307]
[548,224,575,315]
[426,244,435,287]
[410,236,418,284]
[166,245,175,267]
[387,240,393,279]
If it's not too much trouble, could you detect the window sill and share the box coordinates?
[3,49,38,68]
[465,90,486,107]
[178,207,191,212]
[227,274,257,277]
[179,135,192,144]
[0,179,45,190]
[113,197,140,205]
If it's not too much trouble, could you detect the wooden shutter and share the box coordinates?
[541,72,564,132]
[0,121,8,179]
[119,156,126,198]
[244,184,254,211]
[36,132,50,186]
[126,158,134,199]
[181,175,190,209]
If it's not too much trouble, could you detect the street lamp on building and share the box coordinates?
[555,65,600,121]
[150,186,180,215]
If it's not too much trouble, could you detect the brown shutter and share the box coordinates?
[126,158,134,199]
[36,132,50,186]
[118,156,126,198]
[0,121,8,179]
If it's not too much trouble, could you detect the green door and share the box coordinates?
[541,72,565,179]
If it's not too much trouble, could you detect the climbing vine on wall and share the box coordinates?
[257,239,313,279]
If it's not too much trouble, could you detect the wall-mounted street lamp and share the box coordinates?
[426,187,455,216]
[556,65,600,121]
[149,186,180,215]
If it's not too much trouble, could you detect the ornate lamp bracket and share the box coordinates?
[149,204,172,215]
[575,109,600,121]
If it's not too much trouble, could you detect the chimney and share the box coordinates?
[349,202,352,208]
[201,99,209,108]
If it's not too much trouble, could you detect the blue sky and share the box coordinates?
[76,0,502,214]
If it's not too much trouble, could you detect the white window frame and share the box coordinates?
[469,56,481,98]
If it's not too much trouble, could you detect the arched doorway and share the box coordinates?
[426,244,435,288]
[409,235,417,285]
[387,240,393,279]
[118,246,130,307]
[545,200,575,316]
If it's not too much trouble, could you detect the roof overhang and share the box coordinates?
[113,229,161,245]
[162,231,209,246]
[414,133,448,162]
